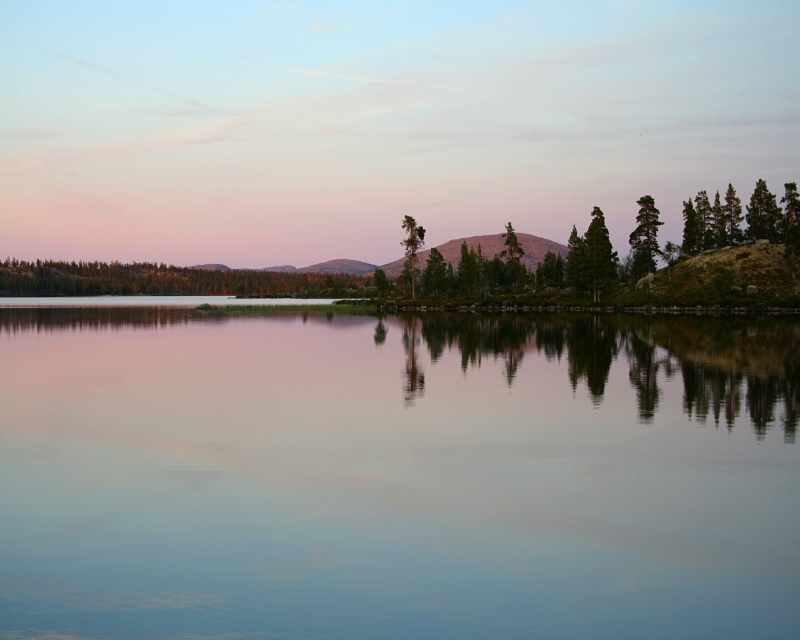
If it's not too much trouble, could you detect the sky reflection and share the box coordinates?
[1,310,798,639]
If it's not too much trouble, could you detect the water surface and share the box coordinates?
[0,296,337,308]
[1,309,797,639]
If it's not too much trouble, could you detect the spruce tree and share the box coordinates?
[584,206,618,303]
[421,248,447,298]
[457,241,479,296]
[694,190,713,250]
[746,179,782,243]
[681,198,701,256]
[712,191,728,248]
[629,195,663,273]
[554,254,565,290]
[724,183,743,245]
[566,225,585,297]
[535,262,544,290]
[373,268,390,297]
[782,182,800,266]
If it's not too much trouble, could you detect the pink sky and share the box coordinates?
[1,1,797,268]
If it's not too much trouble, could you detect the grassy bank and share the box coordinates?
[196,303,375,315]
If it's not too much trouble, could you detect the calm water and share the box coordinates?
[1,308,798,639]
[0,296,338,307]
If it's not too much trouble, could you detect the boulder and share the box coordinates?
[636,273,655,289]
[747,285,758,295]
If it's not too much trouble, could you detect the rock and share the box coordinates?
[731,286,743,292]
[747,285,758,295]
[755,239,770,246]
[636,273,655,289]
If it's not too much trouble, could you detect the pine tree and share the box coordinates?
[421,248,447,298]
[746,179,782,243]
[400,215,425,300]
[584,206,618,303]
[554,254,565,290]
[500,222,525,290]
[535,262,544,290]
[695,190,713,250]
[712,191,728,248]
[457,241,479,296]
[681,198,701,256]
[629,195,663,273]
[475,245,487,294]
[500,222,525,263]
[398,259,413,297]
[373,268,390,297]
[566,225,585,297]
[724,183,743,246]
[782,182,800,267]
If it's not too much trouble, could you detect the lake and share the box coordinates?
[1,303,798,639]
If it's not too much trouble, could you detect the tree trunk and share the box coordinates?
[411,253,415,301]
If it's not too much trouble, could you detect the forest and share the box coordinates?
[390,179,800,301]
[0,260,370,297]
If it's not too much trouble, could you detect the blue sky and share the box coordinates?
[1,1,798,266]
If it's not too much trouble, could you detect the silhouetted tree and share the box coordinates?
[781,182,800,267]
[629,195,663,273]
[681,198,702,257]
[712,190,728,248]
[724,183,744,246]
[695,190,713,250]
[457,241,480,296]
[584,206,617,303]
[500,222,525,290]
[401,215,425,300]
[421,248,447,298]
[746,179,782,243]
[373,268,390,297]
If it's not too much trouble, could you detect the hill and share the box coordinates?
[379,233,568,279]
[626,241,800,308]
[190,260,376,275]
[297,259,377,275]
[190,263,231,271]
[261,265,297,272]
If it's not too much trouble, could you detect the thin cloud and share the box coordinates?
[3,37,226,116]
[274,66,462,91]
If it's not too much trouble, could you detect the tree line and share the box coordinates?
[386,179,798,302]
[0,259,371,297]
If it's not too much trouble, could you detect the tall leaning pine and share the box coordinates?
[401,215,426,301]
[629,195,663,275]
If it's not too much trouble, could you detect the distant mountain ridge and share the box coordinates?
[190,233,567,278]
[298,259,377,275]
[189,259,377,275]
[379,233,568,279]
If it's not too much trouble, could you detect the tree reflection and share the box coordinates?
[4,307,798,442]
[417,315,534,385]
[390,312,800,442]
[566,316,618,404]
[622,329,661,422]
[374,318,387,345]
[402,317,425,406]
